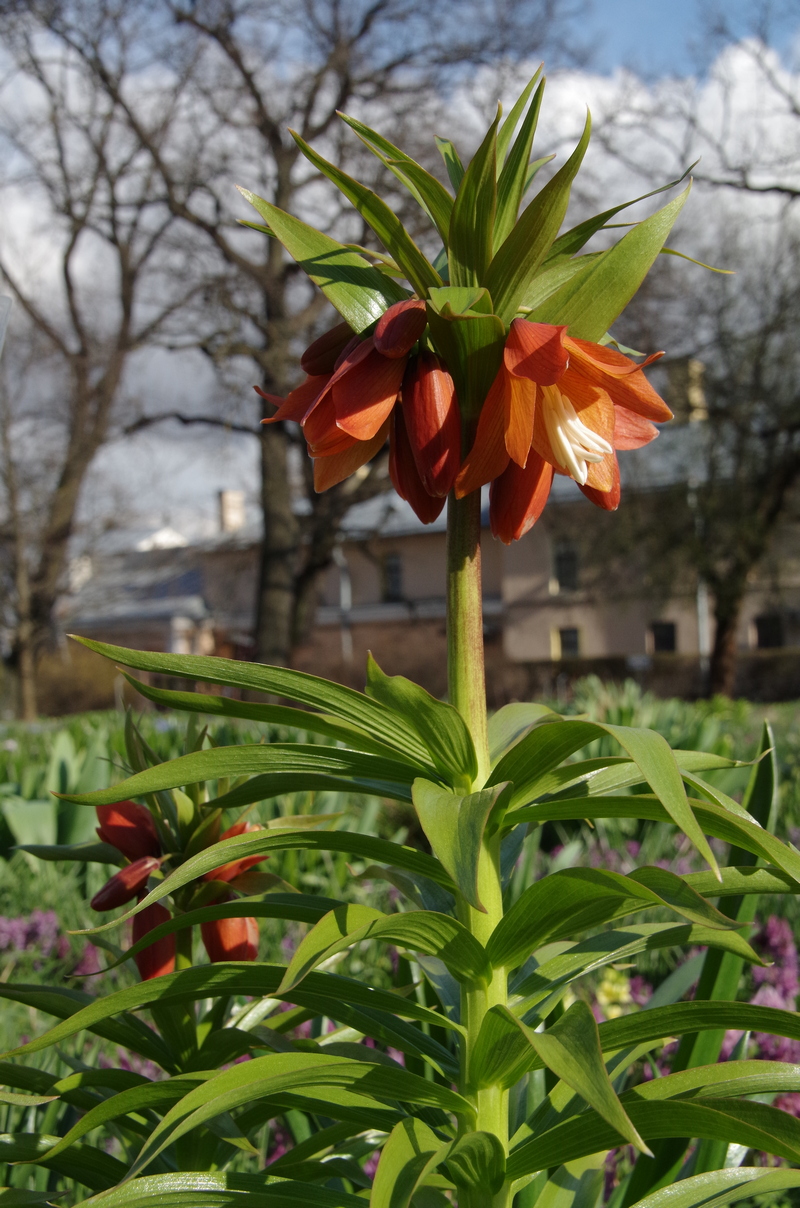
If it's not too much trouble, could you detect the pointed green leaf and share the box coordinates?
[278,903,490,991]
[448,110,499,286]
[57,743,420,810]
[0,965,460,1065]
[494,78,545,247]
[530,184,691,339]
[15,839,122,865]
[486,111,591,323]
[72,636,430,766]
[543,166,694,264]
[371,1117,451,1208]
[626,1167,800,1208]
[366,653,477,785]
[289,132,441,295]
[337,113,454,243]
[518,250,604,312]
[412,779,510,910]
[435,136,464,192]
[0,1134,127,1192]
[496,66,544,166]
[514,922,762,1023]
[73,1172,369,1208]
[594,1001,800,1059]
[488,702,556,763]
[34,1074,210,1162]
[474,1001,648,1153]
[507,1097,800,1181]
[238,187,407,330]
[509,796,800,885]
[122,673,419,763]
[486,866,736,970]
[128,1052,472,1176]
[492,718,720,876]
[0,1090,57,1106]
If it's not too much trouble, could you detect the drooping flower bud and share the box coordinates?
[300,321,354,375]
[204,821,268,884]
[374,299,427,358]
[201,914,259,963]
[90,856,160,912]
[401,351,461,497]
[389,407,445,524]
[96,802,160,860]
[131,900,175,981]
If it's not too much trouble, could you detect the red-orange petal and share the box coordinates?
[401,351,461,497]
[505,319,569,385]
[313,421,389,492]
[455,368,511,497]
[304,394,353,455]
[565,340,672,422]
[301,322,354,375]
[259,375,330,425]
[374,299,427,358]
[584,450,615,493]
[580,453,621,510]
[490,452,554,543]
[613,405,659,450]
[389,407,446,524]
[333,349,405,440]
[566,337,664,377]
[505,374,536,467]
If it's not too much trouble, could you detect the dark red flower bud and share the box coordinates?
[131,901,175,981]
[204,821,268,884]
[374,299,427,358]
[401,351,461,497]
[90,856,160,912]
[300,322,355,375]
[96,802,160,860]
[389,407,445,524]
[201,914,259,963]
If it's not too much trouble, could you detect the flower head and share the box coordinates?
[260,299,460,522]
[203,820,268,885]
[96,801,160,861]
[456,319,671,543]
[201,912,259,963]
[131,900,175,981]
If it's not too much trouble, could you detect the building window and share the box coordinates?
[382,552,403,603]
[755,613,784,649]
[650,621,677,653]
[557,627,580,658]
[554,542,578,592]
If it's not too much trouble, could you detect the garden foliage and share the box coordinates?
[3,69,800,1208]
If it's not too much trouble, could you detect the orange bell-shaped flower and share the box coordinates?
[131,900,175,981]
[201,913,259,963]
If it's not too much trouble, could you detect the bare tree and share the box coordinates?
[34,0,589,666]
[0,16,192,715]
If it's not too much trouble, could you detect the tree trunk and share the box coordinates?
[253,418,298,666]
[708,586,746,697]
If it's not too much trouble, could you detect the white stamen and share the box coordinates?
[541,385,612,486]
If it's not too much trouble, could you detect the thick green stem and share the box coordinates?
[447,489,510,1207]
[446,489,489,785]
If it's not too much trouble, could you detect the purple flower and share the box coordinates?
[73,943,102,976]
[628,976,652,1007]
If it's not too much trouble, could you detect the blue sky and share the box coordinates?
[582,0,799,77]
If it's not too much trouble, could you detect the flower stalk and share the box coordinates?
[447,484,510,1205]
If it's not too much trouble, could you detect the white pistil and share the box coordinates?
[541,385,612,486]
